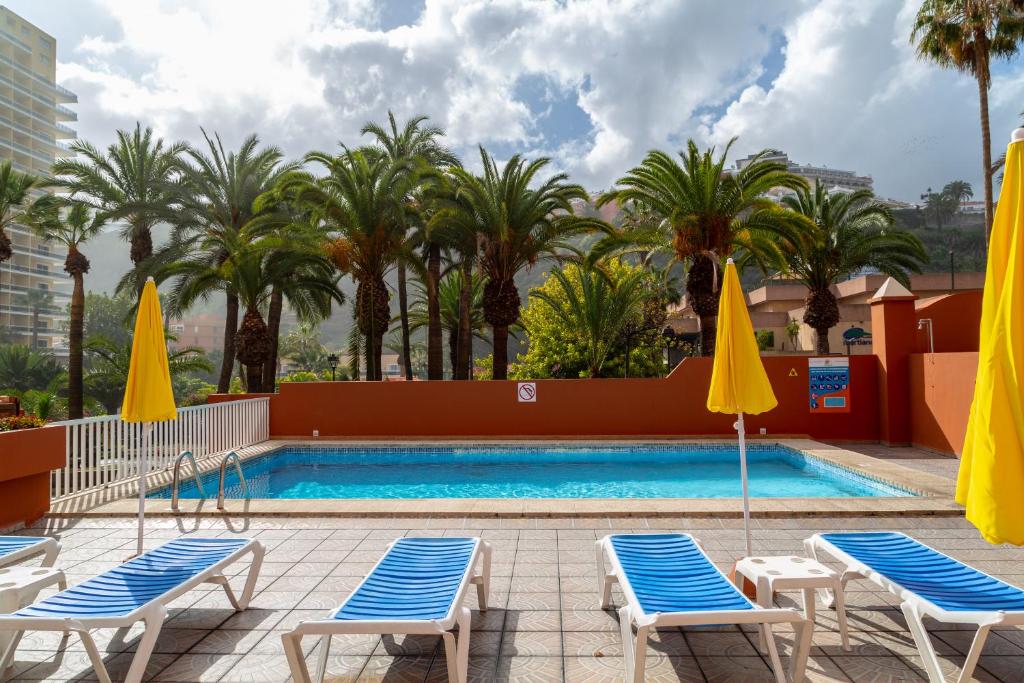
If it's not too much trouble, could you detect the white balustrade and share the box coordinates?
[50,398,270,500]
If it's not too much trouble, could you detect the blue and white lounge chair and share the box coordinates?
[598,534,813,683]
[0,536,264,683]
[807,531,1024,683]
[0,537,59,569]
[282,537,491,683]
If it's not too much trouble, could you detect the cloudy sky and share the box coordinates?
[12,0,1024,202]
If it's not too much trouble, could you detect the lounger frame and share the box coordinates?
[0,537,60,569]
[598,534,813,683]
[807,532,1024,683]
[0,538,264,683]
[282,538,491,683]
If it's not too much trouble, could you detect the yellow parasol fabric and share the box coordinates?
[707,260,778,416]
[957,132,1024,546]
[706,259,777,558]
[121,277,176,556]
[121,278,177,423]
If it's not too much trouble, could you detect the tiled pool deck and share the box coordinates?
[5,446,1024,682]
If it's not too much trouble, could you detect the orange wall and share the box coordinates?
[915,291,982,353]
[213,356,880,441]
[909,352,977,455]
[0,425,65,529]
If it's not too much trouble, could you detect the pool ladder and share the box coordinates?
[169,450,250,512]
[170,451,205,512]
[216,451,250,510]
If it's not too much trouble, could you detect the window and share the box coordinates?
[36,339,48,348]
[35,264,46,272]
[37,283,47,291]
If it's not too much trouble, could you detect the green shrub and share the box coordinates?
[0,415,46,432]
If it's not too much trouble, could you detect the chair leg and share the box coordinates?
[237,543,265,610]
[475,542,491,611]
[789,618,813,683]
[0,630,24,680]
[123,606,166,683]
[900,601,945,683]
[618,606,634,680]
[41,540,60,568]
[282,631,312,683]
[761,624,786,682]
[78,629,112,683]
[597,541,614,609]
[832,580,851,652]
[441,631,461,683]
[630,625,648,683]
[315,634,332,683]
[957,624,991,683]
[456,606,471,683]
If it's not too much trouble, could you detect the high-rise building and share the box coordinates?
[733,150,874,193]
[0,5,76,352]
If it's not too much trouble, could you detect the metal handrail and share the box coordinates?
[170,450,206,511]
[216,451,249,510]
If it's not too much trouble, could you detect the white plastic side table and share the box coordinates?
[734,555,850,652]
[0,566,67,667]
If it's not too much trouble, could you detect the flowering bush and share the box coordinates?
[0,415,46,432]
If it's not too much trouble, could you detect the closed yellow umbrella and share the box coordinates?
[122,277,177,556]
[957,129,1024,546]
[707,258,777,557]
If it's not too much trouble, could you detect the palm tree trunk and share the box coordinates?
[397,262,413,380]
[698,316,717,357]
[68,273,85,419]
[262,287,283,393]
[448,328,458,375]
[814,327,831,355]
[374,332,385,381]
[426,243,443,380]
[977,67,994,249]
[492,325,508,380]
[217,291,238,393]
[455,262,472,380]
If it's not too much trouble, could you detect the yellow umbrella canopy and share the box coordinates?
[957,131,1024,546]
[707,260,778,416]
[121,278,177,423]
[121,277,176,556]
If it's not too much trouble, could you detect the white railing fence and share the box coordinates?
[51,397,270,500]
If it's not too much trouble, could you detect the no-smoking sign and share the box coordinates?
[517,382,537,403]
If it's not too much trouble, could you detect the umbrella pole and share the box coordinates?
[737,412,753,558]
[136,422,150,557]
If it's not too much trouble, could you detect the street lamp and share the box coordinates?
[327,353,339,381]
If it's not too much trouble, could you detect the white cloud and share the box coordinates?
[44,0,1024,201]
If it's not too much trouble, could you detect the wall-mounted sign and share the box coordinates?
[809,357,850,413]
[517,382,537,403]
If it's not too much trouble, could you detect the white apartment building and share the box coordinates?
[0,5,76,352]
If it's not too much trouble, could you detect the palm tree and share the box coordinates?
[0,161,43,264]
[361,112,459,380]
[408,269,487,374]
[775,181,929,353]
[85,335,210,414]
[165,226,338,392]
[530,262,647,377]
[25,197,107,418]
[437,147,604,379]
[943,180,974,213]
[0,344,64,393]
[598,139,807,355]
[912,0,1024,240]
[52,123,185,267]
[157,131,293,393]
[19,289,54,349]
[280,322,328,373]
[275,148,413,380]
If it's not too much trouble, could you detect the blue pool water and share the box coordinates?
[151,444,913,499]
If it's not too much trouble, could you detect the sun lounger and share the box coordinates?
[282,537,491,683]
[0,537,59,569]
[597,533,813,683]
[0,537,264,683]
[807,531,1024,683]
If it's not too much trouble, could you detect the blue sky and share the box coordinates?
[9,0,1024,202]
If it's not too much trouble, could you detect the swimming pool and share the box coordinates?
[151,443,913,500]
